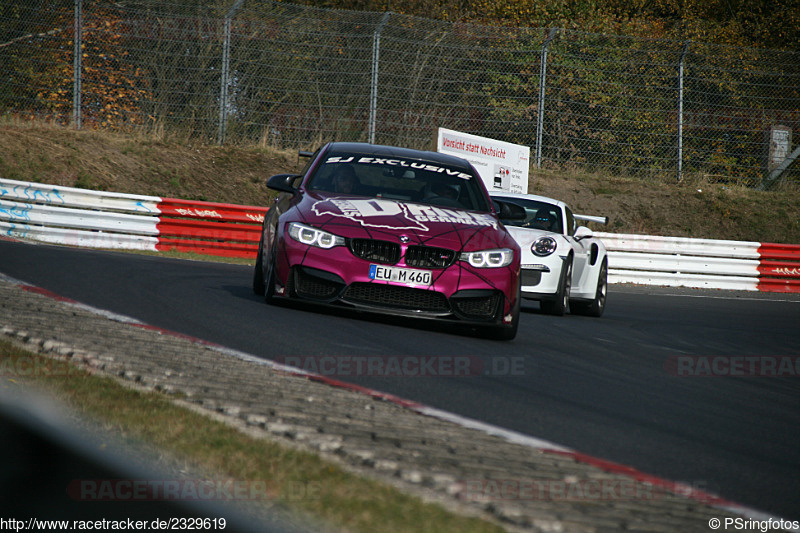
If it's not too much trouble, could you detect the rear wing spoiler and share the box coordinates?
[575,214,609,225]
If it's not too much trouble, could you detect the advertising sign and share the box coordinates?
[437,128,529,194]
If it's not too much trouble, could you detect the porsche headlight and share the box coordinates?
[459,248,514,268]
[532,236,557,257]
[288,222,344,249]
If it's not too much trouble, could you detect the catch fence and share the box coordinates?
[1,0,799,187]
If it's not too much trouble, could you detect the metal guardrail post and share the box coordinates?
[535,29,558,170]
[72,0,82,130]
[676,41,690,182]
[217,18,232,145]
[218,0,245,145]
[369,13,392,145]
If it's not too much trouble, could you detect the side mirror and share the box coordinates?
[574,226,594,240]
[266,174,300,194]
[493,200,526,221]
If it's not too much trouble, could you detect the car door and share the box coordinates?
[564,206,591,290]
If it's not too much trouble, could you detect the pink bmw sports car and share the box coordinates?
[253,142,524,340]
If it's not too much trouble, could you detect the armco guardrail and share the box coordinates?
[2,178,798,292]
[596,232,800,293]
[0,178,267,259]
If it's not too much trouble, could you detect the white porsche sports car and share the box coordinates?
[490,192,609,317]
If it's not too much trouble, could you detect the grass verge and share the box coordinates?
[0,338,504,533]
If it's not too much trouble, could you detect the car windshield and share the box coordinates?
[307,152,492,212]
[494,197,563,234]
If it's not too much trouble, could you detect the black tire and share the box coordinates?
[262,239,277,303]
[485,278,521,341]
[571,257,607,317]
[252,235,265,295]
[541,255,572,316]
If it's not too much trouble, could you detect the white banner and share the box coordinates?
[437,128,530,194]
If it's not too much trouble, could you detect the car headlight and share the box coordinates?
[288,222,344,249]
[459,248,514,268]
[532,236,557,257]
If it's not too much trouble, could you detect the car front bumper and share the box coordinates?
[519,255,568,300]
[274,236,519,325]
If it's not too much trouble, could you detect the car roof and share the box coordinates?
[324,142,473,172]
[488,191,568,210]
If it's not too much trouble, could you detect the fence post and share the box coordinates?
[535,29,558,169]
[72,0,82,130]
[677,41,690,182]
[369,12,392,145]
[760,145,800,190]
[218,0,244,145]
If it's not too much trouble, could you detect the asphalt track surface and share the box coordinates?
[2,238,799,521]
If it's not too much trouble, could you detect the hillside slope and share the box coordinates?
[1,125,798,244]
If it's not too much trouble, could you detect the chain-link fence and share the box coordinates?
[2,0,799,187]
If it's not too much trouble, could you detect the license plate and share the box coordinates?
[369,264,432,286]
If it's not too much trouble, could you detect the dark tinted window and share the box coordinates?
[307,152,491,212]
[494,197,564,235]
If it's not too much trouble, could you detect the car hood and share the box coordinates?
[289,191,517,252]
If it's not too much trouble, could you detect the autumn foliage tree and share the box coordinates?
[286,0,799,51]
[0,0,72,120]
[1,0,151,128]
[53,2,152,128]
